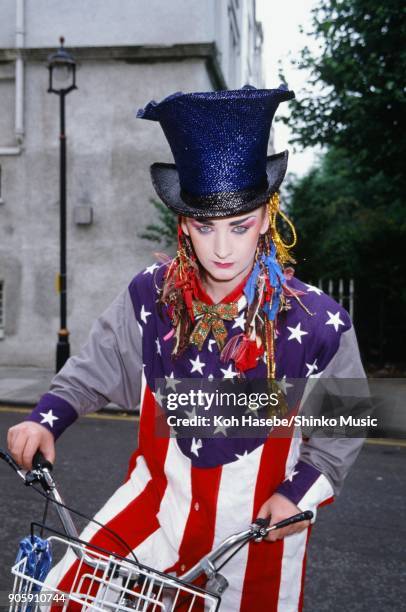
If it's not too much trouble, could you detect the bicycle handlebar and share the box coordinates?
[1,448,313,590]
[181,509,313,584]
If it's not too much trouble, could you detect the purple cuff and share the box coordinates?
[275,460,323,506]
[26,393,78,440]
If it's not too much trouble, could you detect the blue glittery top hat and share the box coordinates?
[137,84,295,218]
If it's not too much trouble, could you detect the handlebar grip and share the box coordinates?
[272,510,313,531]
[32,450,53,471]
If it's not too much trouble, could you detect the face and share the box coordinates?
[181,205,269,285]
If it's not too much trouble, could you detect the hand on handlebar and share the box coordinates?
[7,421,56,471]
[257,493,311,542]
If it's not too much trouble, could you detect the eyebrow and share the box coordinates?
[194,215,255,226]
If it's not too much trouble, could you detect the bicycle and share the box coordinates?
[1,448,312,611]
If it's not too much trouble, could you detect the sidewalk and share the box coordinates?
[0,366,127,412]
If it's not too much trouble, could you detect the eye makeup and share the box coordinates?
[190,215,258,232]
[190,221,213,233]
[235,217,257,229]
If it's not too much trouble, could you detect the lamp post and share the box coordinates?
[47,37,77,372]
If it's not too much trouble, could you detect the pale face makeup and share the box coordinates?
[181,205,269,303]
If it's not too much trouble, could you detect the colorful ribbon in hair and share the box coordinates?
[244,243,285,321]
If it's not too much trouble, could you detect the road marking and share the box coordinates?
[0,405,139,422]
[0,405,33,414]
[85,412,139,422]
[365,438,406,448]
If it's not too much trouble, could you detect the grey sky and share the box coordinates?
[256,0,321,177]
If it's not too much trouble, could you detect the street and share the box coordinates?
[0,408,405,611]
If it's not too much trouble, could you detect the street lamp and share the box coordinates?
[47,37,77,372]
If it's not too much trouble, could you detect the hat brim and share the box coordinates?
[149,151,289,218]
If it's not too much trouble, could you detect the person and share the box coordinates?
[7,85,366,611]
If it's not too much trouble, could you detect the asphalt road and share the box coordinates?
[0,408,405,611]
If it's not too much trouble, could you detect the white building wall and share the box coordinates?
[0,0,16,48]
[0,0,215,47]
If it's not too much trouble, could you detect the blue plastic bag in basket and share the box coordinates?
[15,535,52,588]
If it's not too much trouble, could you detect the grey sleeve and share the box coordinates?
[299,325,368,495]
[48,287,143,415]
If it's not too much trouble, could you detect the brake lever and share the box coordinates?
[250,516,271,542]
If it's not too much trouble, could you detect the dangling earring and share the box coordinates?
[267,192,297,265]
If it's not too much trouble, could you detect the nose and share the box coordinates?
[213,230,232,260]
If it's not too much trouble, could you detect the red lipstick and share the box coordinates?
[213,261,233,268]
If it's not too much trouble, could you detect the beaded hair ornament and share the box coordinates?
[159,192,310,381]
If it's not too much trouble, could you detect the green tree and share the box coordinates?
[285,148,362,280]
[283,0,405,184]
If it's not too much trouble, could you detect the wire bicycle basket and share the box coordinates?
[10,535,220,611]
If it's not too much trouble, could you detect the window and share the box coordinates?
[0,280,4,339]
